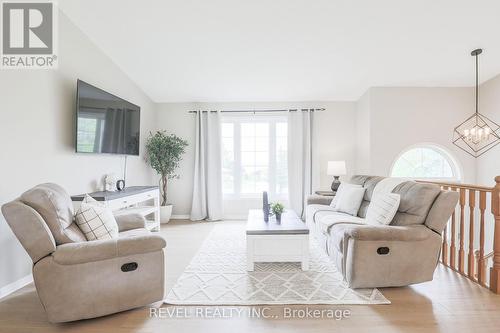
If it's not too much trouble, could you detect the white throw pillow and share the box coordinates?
[75,194,119,241]
[334,187,366,216]
[330,182,362,209]
[366,193,401,225]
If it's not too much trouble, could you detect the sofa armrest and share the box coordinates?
[52,235,166,265]
[307,195,334,206]
[342,224,432,242]
[114,213,147,231]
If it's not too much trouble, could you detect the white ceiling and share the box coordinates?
[60,0,500,103]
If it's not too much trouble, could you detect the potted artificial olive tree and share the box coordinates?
[145,131,188,223]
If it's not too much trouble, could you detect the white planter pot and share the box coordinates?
[160,205,173,224]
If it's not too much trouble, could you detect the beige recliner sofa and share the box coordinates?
[306,175,458,289]
[1,183,166,323]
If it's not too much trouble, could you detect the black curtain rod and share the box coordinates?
[188,108,325,114]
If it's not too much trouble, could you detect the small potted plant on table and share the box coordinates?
[271,202,285,222]
[145,131,188,224]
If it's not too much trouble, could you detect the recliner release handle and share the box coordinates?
[377,247,390,255]
[121,262,138,272]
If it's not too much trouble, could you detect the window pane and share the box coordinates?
[241,123,255,137]
[241,166,255,193]
[241,137,255,151]
[276,122,287,137]
[255,123,269,136]
[276,136,287,152]
[241,152,254,166]
[255,137,268,151]
[391,147,456,179]
[255,152,268,166]
[222,117,288,197]
[221,123,233,137]
[222,137,233,152]
[222,169,234,193]
[254,166,269,193]
[77,118,98,152]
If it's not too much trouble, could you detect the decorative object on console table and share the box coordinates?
[104,173,118,191]
[271,202,285,222]
[145,131,188,224]
[327,160,347,192]
[263,191,270,222]
[116,179,125,191]
[71,186,161,232]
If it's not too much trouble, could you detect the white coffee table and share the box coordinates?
[246,209,309,271]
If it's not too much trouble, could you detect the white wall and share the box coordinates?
[363,87,477,183]
[477,74,500,187]
[355,90,371,174]
[155,101,357,218]
[0,12,156,290]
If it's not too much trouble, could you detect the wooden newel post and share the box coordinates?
[490,176,500,294]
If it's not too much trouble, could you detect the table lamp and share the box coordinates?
[327,161,346,192]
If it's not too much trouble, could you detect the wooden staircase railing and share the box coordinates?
[417,177,500,293]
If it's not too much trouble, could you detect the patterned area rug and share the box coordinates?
[164,224,390,305]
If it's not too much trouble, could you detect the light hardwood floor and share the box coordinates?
[1,219,500,333]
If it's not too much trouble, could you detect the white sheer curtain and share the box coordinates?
[287,110,313,218]
[190,111,224,221]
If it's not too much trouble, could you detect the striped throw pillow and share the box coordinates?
[75,195,119,241]
[366,193,401,225]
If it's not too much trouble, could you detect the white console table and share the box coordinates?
[71,186,161,232]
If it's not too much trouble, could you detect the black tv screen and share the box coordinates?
[76,80,140,155]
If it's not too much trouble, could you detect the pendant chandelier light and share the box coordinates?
[452,49,500,157]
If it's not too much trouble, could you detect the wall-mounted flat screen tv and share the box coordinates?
[76,80,140,155]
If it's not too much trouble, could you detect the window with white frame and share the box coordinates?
[221,115,288,198]
[390,144,461,181]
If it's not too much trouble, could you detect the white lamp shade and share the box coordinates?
[327,161,346,176]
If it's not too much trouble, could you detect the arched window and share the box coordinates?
[390,144,461,181]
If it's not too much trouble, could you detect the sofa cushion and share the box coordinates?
[317,212,365,234]
[306,204,337,225]
[330,182,362,209]
[366,193,401,225]
[328,226,346,253]
[119,228,150,238]
[350,175,385,202]
[328,220,369,253]
[424,191,459,233]
[350,175,385,217]
[335,187,366,216]
[75,195,119,241]
[1,200,56,262]
[20,183,86,244]
[357,200,371,218]
[390,181,441,226]
[52,234,166,265]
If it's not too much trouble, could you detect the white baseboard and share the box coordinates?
[171,214,190,219]
[223,215,247,220]
[0,274,33,299]
[170,214,246,220]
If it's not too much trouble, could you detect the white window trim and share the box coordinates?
[222,114,288,200]
[389,143,462,182]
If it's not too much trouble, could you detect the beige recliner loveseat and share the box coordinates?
[306,175,458,289]
[1,183,166,323]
